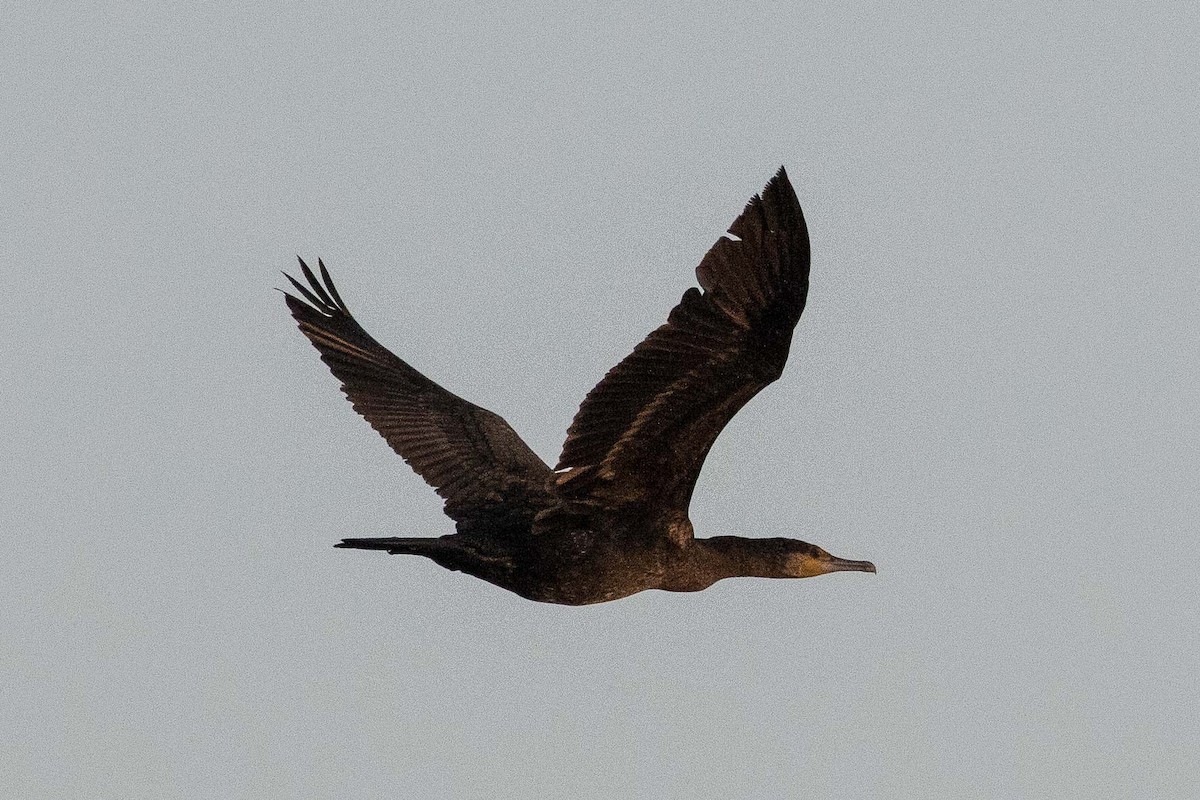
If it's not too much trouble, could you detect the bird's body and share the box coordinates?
[333,523,859,606]
[347,527,674,606]
[284,168,875,605]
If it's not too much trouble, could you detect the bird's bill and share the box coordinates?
[823,556,877,574]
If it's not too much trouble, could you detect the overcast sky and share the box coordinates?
[3,2,1197,798]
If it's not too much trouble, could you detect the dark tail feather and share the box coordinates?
[335,537,445,555]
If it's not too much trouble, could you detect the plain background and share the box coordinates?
[3,2,1197,797]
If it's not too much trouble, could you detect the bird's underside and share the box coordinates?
[284,167,875,605]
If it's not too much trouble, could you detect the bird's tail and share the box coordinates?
[335,537,447,556]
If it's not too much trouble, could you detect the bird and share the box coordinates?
[283,167,875,605]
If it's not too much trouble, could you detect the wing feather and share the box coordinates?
[284,259,551,532]
[554,167,810,519]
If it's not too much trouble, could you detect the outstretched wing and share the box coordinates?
[554,167,810,519]
[284,259,552,533]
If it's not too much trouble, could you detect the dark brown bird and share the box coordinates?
[283,167,875,605]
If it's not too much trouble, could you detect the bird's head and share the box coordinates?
[781,540,877,578]
[701,536,876,580]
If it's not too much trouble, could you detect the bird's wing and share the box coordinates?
[284,259,552,533]
[553,167,810,522]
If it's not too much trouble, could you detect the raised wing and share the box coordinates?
[554,167,810,519]
[284,259,552,533]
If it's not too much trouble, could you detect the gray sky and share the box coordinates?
[3,2,1197,797]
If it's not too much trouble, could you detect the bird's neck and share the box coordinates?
[662,536,795,591]
[696,536,796,578]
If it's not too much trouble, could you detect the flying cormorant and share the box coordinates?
[284,167,875,605]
